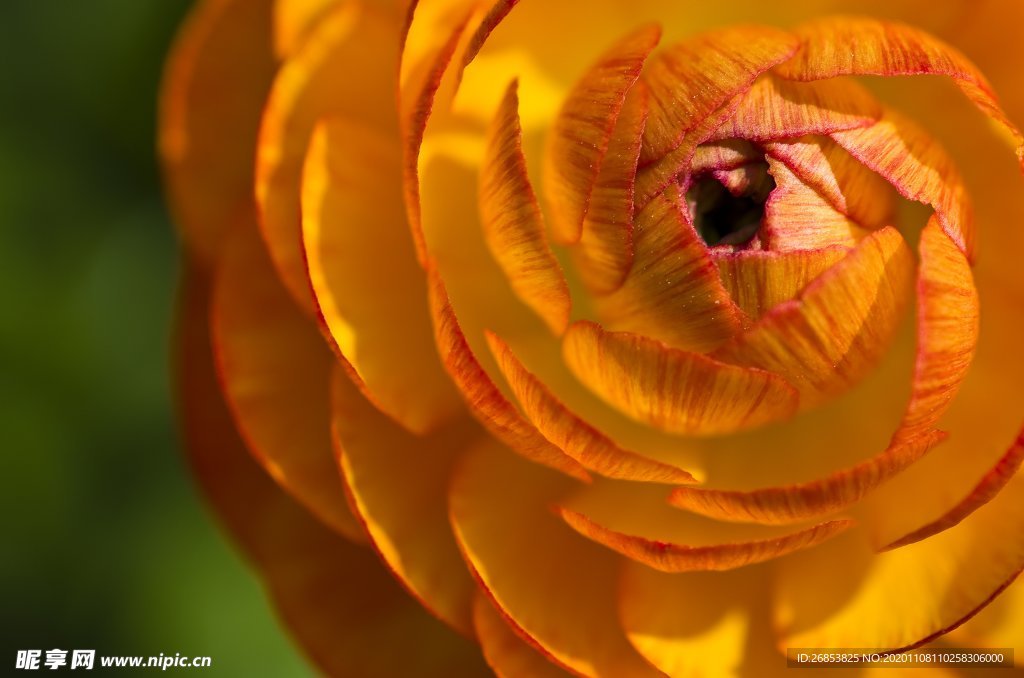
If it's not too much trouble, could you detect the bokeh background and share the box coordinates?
[0,2,311,673]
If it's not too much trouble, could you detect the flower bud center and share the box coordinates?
[686,161,775,248]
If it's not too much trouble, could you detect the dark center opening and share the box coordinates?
[686,162,775,247]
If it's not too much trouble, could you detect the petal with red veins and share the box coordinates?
[713,227,914,410]
[640,25,798,164]
[158,0,276,267]
[559,507,852,573]
[574,81,649,295]
[472,594,570,678]
[211,220,364,543]
[775,462,1024,652]
[774,16,1024,169]
[256,1,399,312]
[595,185,746,352]
[480,80,571,334]
[302,118,463,435]
[543,23,661,244]
[692,139,760,173]
[879,428,1024,550]
[764,137,896,230]
[712,247,848,321]
[708,75,880,143]
[426,266,590,481]
[668,430,946,525]
[330,366,478,636]
[893,219,979,443]
[486,331,696,484]
[450,440,660,677]
[563,320,799,436]
[176,263,489,677]
[832,108,975,259]
[761,157,871,251]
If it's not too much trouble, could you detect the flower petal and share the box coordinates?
[543,23,661,244]
[559,507,852,573]
[301,117,463,435]
[449,440,660,677]
[256,1,399,312]
[640,25,798,164]
[950,579,1024,667]
[708,74,880,142]
[774,15,1024,171]
[480,80,571,334]
[879,428,1024,551]
[573,81,649,295]
[486,331,696,484]
[563,320,799,436]
[210,220,363,543]
[712,247,848,321]
[472,594,570,678]
[594,186,746,352]
[713,227,914,410]
[330,366,478,636]
[426,265,590,481]
[176,262,488,677]
[774,464,1024,652]
[668,430,946,525]
[892,218,978,444]
[831,108,975,259]
[158,0,276,267]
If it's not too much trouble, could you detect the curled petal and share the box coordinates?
[558,507,853,573]
[668,430,946,525]
[211,222,364,542]
[713,227,914,410]
[708,74,881,142]
[302,117,463,434]
[426,266,590,481]
[574,81,649,295]
[595,186,746,352]
[832,109,975,259]
[480,80,571,334]
[471,594,569,678]
[880,428,1024,551]
[486,331,696,484]
[774,16,1024,170]
[563,320,799,436]
[543,23,661,244]
[712,247,848,321]
[641,25,798,164]
[331,367,478,636]
[256,2,398,311]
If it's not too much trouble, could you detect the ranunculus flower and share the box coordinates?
[161,0,1024,674]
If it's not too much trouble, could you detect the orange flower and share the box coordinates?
[161,1,1024,675]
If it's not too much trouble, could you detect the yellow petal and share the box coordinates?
[486,331,696,484]
[950,578,1024,668]
[713,247,848,320]
[543,24,661,244]
[563,320,799,436]
[480,80,571,334]
[449,440,660,677]
[574,81,649,295]
[640,25,798,164]
[176,261,488,677]
[301,117,462,434]
[331,366,478,636]
[256,1,398,312]
[668,430,946,525]
[210,219,363,542]
[595,185,747,352]
[472,594,570,678]
[158,0,276,267]
[713,227,914,410]
[426,265,590,481]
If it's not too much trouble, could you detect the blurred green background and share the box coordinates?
[0,2,311,674]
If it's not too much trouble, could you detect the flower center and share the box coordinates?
[686,161,775,248]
